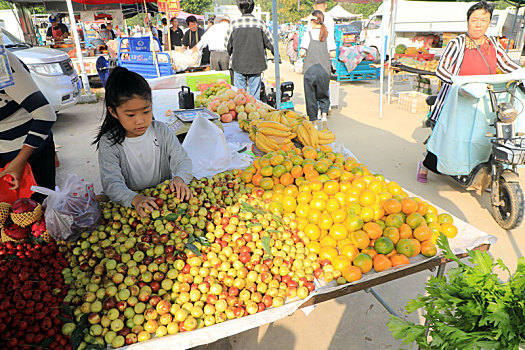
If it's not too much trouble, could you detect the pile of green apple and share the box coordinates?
[61,170,323,348]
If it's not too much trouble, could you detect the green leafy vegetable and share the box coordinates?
[261,236,273,258]
[387,233,525,349]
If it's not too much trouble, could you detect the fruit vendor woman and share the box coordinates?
[416,0,520,183]
[45,14,69,43]
[0,51,57,202]
[94,67,193,217]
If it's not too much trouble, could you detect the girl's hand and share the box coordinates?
[170,176,192,201]
[0,159,26,190]
[132,195,159,217]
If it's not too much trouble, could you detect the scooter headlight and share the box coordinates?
[499,102,518,123]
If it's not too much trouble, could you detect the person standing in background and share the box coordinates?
[310,0,334,43]
[182,16,209,65]
[169,18,184,49]
[225,0,274,100]
[46,14,69,43]
[194,15,232,79]
[161,18,169,50]
[106,22,116,40]
[300,11,336,129]
[207,17,215,30]
[99,24,111,43]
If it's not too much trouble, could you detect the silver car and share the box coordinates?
[2,28,80,112]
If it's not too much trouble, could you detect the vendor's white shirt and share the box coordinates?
[196,21,230,52]
[300,28,336,53]
[122,127,162,190]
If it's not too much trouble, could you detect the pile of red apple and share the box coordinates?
[0,240,71,349]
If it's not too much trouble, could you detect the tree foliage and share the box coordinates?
[180,0,214,15]
[257,0,380,24]
[0,0,12,10]
[340,2,381,18]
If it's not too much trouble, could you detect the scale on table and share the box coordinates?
[166,107,222,141]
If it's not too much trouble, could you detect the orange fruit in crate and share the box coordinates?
[363,222,383,240]
[340,244,360,262]
[302,147,318,160]
[383,199,402,215]
[390,254,410,267]
[352,253,373,274]
[420,240,437,257]
[413,226,432,242]
[319,246,338,261]
[331,255,352,272]
[350,230,370,250]
[441,223,458,238]
[373,254,392,272]
[374,237,395,255]
[382,227,400,244]
[304,224,321,241]
[401,198,419,214]
[341,265,362,282]
[396,238,416,258]
[329,223,348,241]
[260,178,274,190]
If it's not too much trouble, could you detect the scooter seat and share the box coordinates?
[426,95,437,106]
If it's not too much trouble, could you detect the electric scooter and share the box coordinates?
[426,79,525,230]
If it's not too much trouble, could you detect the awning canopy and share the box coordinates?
[328,5,361,19]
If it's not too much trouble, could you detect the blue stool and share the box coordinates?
[96,56,110,87]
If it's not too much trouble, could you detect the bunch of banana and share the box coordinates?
[296,122,336,147]
[263,110,307,131]
[248,119,263,142]
[296,121,319,148]
[318,128,336,145]
[238,118,252,132]
[251,120,296,153]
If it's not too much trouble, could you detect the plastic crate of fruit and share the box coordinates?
[398,91,429,114]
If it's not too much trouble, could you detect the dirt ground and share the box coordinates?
[52,60,525,350]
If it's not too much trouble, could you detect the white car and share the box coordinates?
[2,28,80,112]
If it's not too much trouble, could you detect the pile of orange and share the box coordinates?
[240,146,459,285]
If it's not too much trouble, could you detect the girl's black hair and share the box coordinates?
[93,67,152,148]
[467,0,494,21]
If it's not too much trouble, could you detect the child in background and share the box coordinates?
[94,67,193,217]
[299,10,336,129]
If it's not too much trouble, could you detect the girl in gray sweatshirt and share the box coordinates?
[93,67,193,217]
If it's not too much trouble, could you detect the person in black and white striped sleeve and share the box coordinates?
[0,50,57,201]
[416,0,520,183]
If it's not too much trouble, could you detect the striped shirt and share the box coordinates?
[0,51,56,161]
[429,35,520,123]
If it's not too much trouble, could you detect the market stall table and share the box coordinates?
[123,88,497,348]
[386,64,438,104]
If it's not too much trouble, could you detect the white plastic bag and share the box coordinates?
[294,58,304,73]
[32,174,100,242]
[183,115,232,179]
[172,50,202,72]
